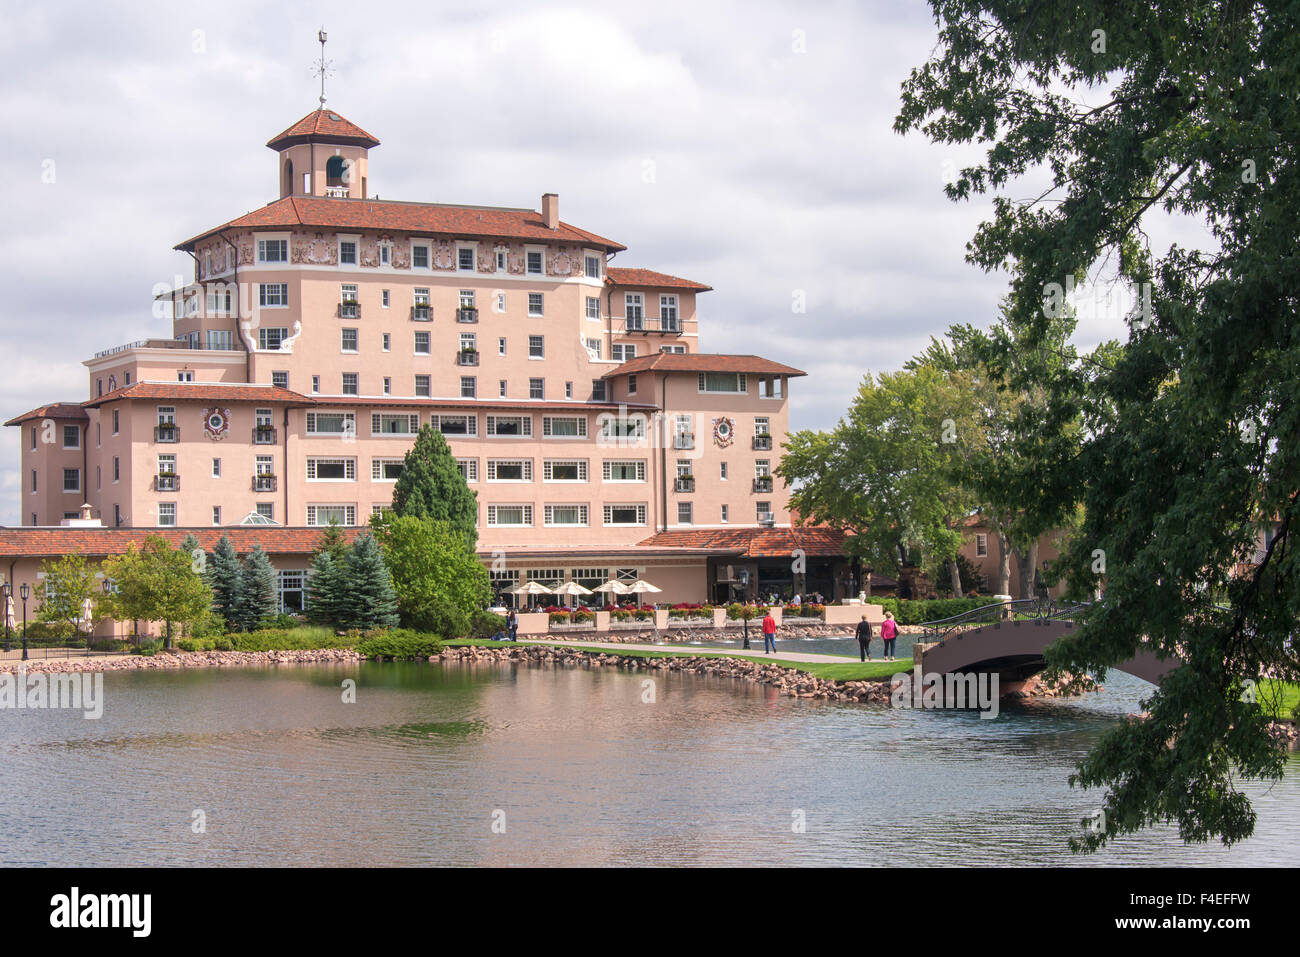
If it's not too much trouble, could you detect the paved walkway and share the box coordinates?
[515,637,863,664]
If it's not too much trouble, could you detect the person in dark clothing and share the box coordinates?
[507,609,518,642]
[856,614,874,661]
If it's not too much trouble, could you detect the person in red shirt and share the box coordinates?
[880,611,898,661]
[761,610,777,654]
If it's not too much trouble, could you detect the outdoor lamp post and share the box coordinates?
[2,582,10,653]
[18,579,30,660]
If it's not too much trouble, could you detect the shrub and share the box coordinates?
[548,612,570,624]
[356,629,443,659]
[131,639,162,656]
[230,626,351,652]
[469,610,506,639]
[212,636,234,651]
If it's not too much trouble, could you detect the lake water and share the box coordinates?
[1,658,1296,866]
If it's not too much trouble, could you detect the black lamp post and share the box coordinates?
[1,582,10,654]
[19,582,30,662]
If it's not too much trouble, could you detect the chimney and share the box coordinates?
[541,193,559,229]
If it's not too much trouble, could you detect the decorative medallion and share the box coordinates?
[712,416,735,448]
[202,407,232,440]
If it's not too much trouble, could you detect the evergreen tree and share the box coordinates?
[391,426,478,544]
[312,523,349,564]
[235,545,278,632]
[339,532,399,630]
[205,533,243,629]
[305,550,349,628]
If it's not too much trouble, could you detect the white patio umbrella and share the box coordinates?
[625,579,662,609]
[594,580,629,595]
[552,580,593,609]
[511,580,553,609]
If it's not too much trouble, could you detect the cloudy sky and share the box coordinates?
[0,0,1160,526]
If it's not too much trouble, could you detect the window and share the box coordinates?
[487,460,533,482]
[585,255,601,279]
[157,406,175,425]
[255,455,274,476]
[540,416,587,436]
[62,425,79,449]
[495,248,508,271]
[412,244,430,269]
[755,417,770,436]
[177,370,195,383]
[341,328,358,351]
[307,505,357,526]
[565,382,573,399]
[259,283,288,307]
[527,293,544,316]
[342,373,358,395]
[495,292,506,312]
[460,377,476,398]
[113,457,120,482]
[759,377,785,399]
[721,504,729,523]
[487,505,533,527]
[526,250,543,274]
[698,372,747,393]
[257,239,288,262]
[486,415,531,437]
[112,410,120,434]
[157,502,176,527]
[586,338,602,358]
[660,344,686,354]
[755,460,771,477]
[677,502,693,525]
[207,330,233,350]
[307,458,357,481]
[382,289,390,307]
[63,468,80,492]
[976,534,988,557]
[602,460,646,482]
[371,414,419,435]
[499,380,508,397]
[415,375,431,397]
[603,504,647,526]
[529,378,544,400]
[312,376,320,394]
[212,458,221,478]
[414,331,430,354]
[528,335,544,358]
[459,289,476,309]
[591,379,608,402]
[212,506,222,526]
[625,294,643,329]
[340,283,358,305]
[660,295,679,329]
[272,371,288,389]
[258,327,290,350]
[598,415,645,439]
[720,462,729,480]
[612,343,637,361]
[627,375,637,395]
[498,337,507,356]
[339,240,357,265]
[278,570,306,613]
[543,460,587,482]
[460,332,477,352]
[371,459,404,481]
[382,333,391,352]
[30,470,36,493]
[458,246,476,271]
[544,504,589,527]
[383,378,391,395]
[756,501,772,522]
[457,459,478,483]
[433,415,477,436]
[96,465,101,489]
[306,412,356,435]
[256,503,275,521]
[585,296,600,320]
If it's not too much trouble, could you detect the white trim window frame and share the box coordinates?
[543,459,588,482]
[486,459,533,482]
[602,503,647,527]
[601,460,646,483]
[544,504,589,527]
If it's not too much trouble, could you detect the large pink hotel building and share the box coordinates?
[3,107,857,609]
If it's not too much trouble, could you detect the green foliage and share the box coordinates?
[228,626,351,652]
[356,629,444,659]
[311,523,350,564]
[306,551,348,628]
[36,554,100,637]
[375,516,492,639]
[103,536,213,649]
[469,610,507,638]
[235,546,278,632]
[205,533,243,629]
[339,532,400,631]
[896,0,1300,848]
[389,426,479,545]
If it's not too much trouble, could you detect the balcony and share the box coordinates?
[674,476,695,493]
[752,434,772,451]
[457,349,480,366]
[324,186,350,198]
[253,426,278,445]
[338,301,360,319]
[253,474,278,493]
[659,319,681,334]
[753,476,774,493]
[625,318,645,333]
[673,433,695,450]
[411,304,431,322]
[154,474,179,492]
[154,424,178,443]
[457,307,479,323]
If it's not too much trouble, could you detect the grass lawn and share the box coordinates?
[1254,680,1300,721]
[443,638,905,682]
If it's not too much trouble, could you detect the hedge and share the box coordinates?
[861,596,1004,625]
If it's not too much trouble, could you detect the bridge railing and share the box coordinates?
[920,598,1093,645]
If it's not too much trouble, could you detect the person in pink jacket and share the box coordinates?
[880,611,898,661]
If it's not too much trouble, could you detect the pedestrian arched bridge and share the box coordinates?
[917,601,1180,689]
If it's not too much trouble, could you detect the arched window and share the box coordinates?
[326,155,349,187]
[282,159,294,196]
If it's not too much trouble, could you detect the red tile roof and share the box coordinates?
[266,108,381,150]
[4,403,89,427]
[606,267,711,291]
[177,196,626,253]
[638,527,851,558]
[602,353,806,379]
[0,526,367,559]
[82,382,315,409]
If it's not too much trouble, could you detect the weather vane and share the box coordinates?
[313,28,333,107]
